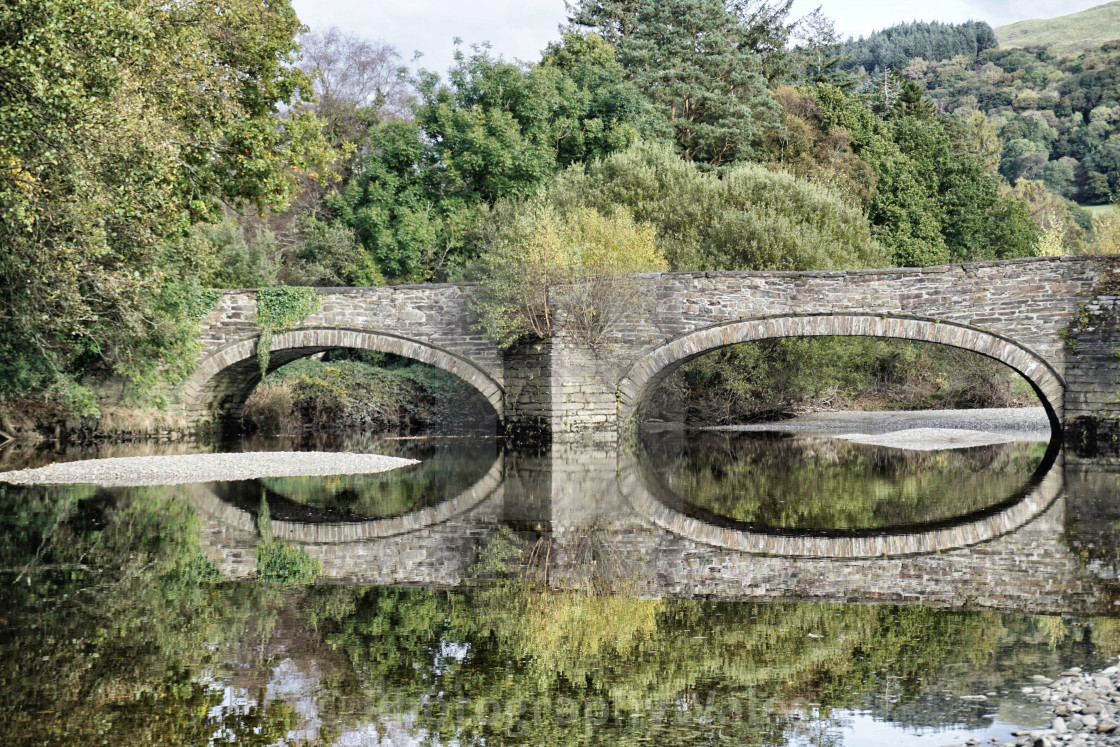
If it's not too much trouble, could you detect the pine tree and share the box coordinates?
[567,0,784,164]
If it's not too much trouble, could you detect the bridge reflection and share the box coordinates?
[188,440,1120,617]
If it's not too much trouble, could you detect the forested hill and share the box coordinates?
[906,41,1120,205]
[834,4,1120,214]
[995,1,1120,53]
[839,21,998,74]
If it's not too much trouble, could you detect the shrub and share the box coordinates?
[242,357,494,433]
[548,140,887,271]
[243,381,299,434]
[256,540,321,584]
[473,202,666,347]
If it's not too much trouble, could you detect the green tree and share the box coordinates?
[790,7,852,87]
[550,140,885,271]
[198,221,282,289]
[839,20,998,74]
[813,83,1037,265]
[568,0,785,164]
[473,202,666,346]
[327,40,661,282]
[327,120,447,280]
[538,31,665,167]
[0,0,331,402]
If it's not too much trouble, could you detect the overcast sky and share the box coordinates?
[290,0,1110,75]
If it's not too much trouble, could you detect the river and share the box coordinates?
[2,408,1119,746]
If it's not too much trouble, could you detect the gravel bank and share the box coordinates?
[835,427,1039,451]
[0,451,420,487]
[707,408,1052,450]
[948,662,1120,746]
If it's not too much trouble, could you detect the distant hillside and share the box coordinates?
[995,1,1120,53]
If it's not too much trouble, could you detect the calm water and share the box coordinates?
[2,422,1120,746]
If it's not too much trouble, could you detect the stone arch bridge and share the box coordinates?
[172,256,1120,444]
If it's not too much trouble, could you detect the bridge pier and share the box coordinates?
[1063,286,1120,455]
[502,338,624,445]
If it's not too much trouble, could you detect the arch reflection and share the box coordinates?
[621,434,1062,558]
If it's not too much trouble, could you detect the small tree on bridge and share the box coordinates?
[473,202,665,347]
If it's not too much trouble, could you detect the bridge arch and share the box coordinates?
[183,328,505,423]
[617,314,1064,431]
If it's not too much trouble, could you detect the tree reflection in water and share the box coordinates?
[641,430,1049,530]
[1,442,1118,746]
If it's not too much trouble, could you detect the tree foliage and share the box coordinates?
[0,0,330,401]
[473,202,665,347]
[327,39,660,282]
[299,26,412,147]
[567,0,786,164]
[903,41,1120,205]
[840,20,998,74]
[549,140,885,271]
[811,83,1038,265]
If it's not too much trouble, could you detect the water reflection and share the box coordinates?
[211,436,500,523]
[640,430,1050,531]
[4,424,1120,745]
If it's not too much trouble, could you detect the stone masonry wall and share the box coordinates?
[545,256,1118,443]
[183,283,504,423]
[1064,276,1120,451]
[169,257,1120,442]
[192,446,1119,617]
[196,284,498,375]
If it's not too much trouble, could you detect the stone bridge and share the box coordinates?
[175,256,1120,443]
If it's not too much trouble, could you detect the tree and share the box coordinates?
[538,32,665,167]
[299,28,412,147]
[547,140,885,272]
[567,0,786,164]
[791,7,851,86]
[473,202,666,347]
[328,41,661,282]
[1091,207,1120,254]
[1087,171,1114,203]
[955,110,1002,174]
[760,86,877,206]
[0,0,331,402]
[1005,179,1088,254]
[810,83,1038,266]
[839,20,998,74]
[327,120,448,281]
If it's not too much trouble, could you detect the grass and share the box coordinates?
[995,1,1120,54]
[1082,204,1118,217]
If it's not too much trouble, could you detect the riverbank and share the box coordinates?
[989,660,1120,746]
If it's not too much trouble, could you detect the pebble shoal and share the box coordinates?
[0,452,420,487]
[943,662,1120,747]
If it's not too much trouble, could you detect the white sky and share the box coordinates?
[290,0,1111,75]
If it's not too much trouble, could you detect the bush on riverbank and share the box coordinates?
[243,354,495,434]
[649,337,1033,425]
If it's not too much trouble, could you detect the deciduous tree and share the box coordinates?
[0,0,331,401]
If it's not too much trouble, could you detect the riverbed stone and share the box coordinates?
[1020,659,1120,746]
